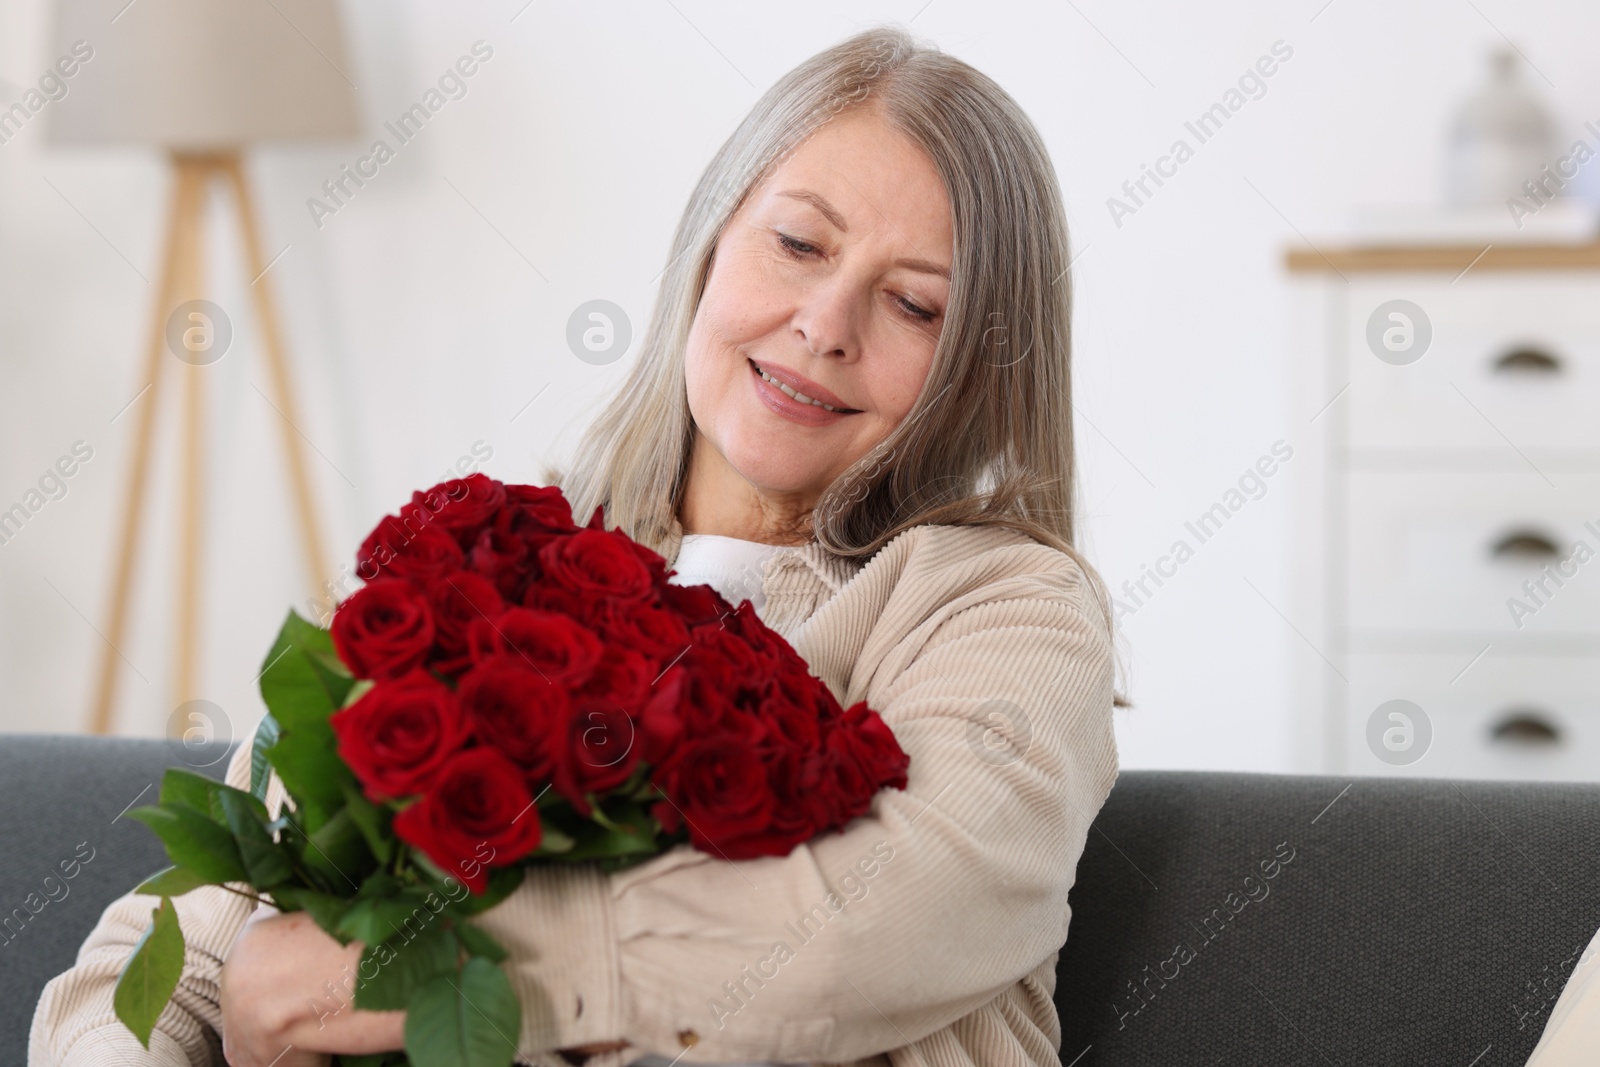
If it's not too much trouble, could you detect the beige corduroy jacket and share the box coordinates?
[30,521,1120,1067]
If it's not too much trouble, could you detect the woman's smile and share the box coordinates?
[747,356,863,427]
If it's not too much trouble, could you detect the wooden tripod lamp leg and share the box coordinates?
[89,152,337,734]
[172,158,212,710]
[222,155,334,601]
[87,157,206,735]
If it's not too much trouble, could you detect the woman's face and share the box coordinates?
[683,106,953,510]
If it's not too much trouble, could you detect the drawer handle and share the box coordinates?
[1492,346,1562,375]
[1490,711,1562,747]
[1489,529,1562,560]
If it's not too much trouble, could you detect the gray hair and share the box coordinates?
[551,24,1127,706]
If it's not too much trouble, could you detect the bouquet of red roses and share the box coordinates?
[114,475,909,1067]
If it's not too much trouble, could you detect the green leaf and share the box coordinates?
[306,643,357,709]
[269,886,351,934]
[127,805,247,885]
[156,768,211,812]
[354,923,460,1012]
[404,958,522,1067]
[259,610,351,731]
[616,760,651,797]
[337,893,438,948]
[452,920,508,963]
[554,799,659,862]
[258,619,329,727]
[529,825,574,856]
[113,898,184,1049]
[342,678,377,709]
[357,872,401,900]
[266,729,352,825]
[284,607,338,656]
[297,808,374,894]
[212,781,273,823]
[410,851,522,913]
[218,790,295,887]
[583,829,659,859]
[587,796,653,838]
[250,714,281,802]
[557,828,659,862]
[135,866,212,898]
[340,781,395,866]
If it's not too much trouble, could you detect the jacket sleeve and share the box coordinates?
[29,737,271,1067]
[471,548,1121,1065]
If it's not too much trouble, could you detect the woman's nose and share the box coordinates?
[790,275,860,360]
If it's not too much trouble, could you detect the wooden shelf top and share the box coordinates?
[1285,241,1600,273]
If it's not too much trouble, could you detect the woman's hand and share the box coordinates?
[219,907,406,1067]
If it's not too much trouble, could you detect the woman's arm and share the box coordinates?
[472,550,1120,1065]
[29,741,263,1067]
[30,737,407,1067]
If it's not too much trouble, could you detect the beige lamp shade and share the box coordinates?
[47,0,360,149]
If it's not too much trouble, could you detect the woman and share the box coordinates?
[1524,926,1600,1064]
[31,23,1124,1067]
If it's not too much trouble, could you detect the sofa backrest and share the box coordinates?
[0,735,236,1064]
[1054,770,1600,1066]
[8,740,1600,1066]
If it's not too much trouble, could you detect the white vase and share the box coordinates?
[1445,46,1561,206]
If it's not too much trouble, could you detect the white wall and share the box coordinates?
[2,0,1596,771]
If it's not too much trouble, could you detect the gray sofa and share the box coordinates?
[5,736,1599,1066]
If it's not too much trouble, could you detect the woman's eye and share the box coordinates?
[777,233,818,258]
[896,295,937,323]
[778,232,937,324]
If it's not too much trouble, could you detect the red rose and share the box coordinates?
[815,743,874,827]
[393,747,544,893]
[589,601,691,665]
[775,657,847,732]
[757,746,832,853]
[756,670,824,752]
[357,510,465,586]
[331,578,435,680]
[538,529,658,605]
[426,572,505,676]
[824,702,911,819]
[521,574,610,631]
[638,665,687,765]
[503,501,574,573]
[411,474,506,541]
[331,669,467,802]
[456,656,569,780]
[651,735,775,857]
[669,664,758,743]
[574,645,652,712]
[503,484,577,534]
[624,538,670,583]
[729,601,792,662]
[466,607,604,685]
[685,627,768,700]
[467,516,535,601]
[551,700,642,815]
[658,581,733,628]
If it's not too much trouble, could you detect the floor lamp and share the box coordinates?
[47,0,361,734]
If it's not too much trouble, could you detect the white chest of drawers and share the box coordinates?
[1287,241,1600,780]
